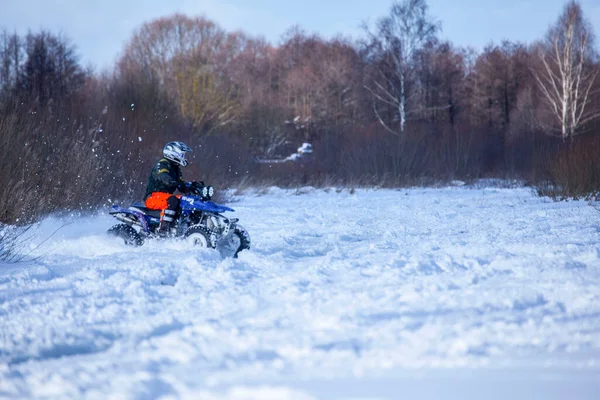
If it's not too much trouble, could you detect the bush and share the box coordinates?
[537,135,600,200]
[0,224,33,263]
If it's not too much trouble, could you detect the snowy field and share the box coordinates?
[1,186,600,399]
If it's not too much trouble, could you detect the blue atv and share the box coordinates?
[107,185,250,258]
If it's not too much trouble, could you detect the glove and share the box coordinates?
[191,181,205,191]
[186,181,205,195]
[178,181,190,193]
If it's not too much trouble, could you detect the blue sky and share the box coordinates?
[1,0,599,70]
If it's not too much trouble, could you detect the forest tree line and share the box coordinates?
[1,0,599,223]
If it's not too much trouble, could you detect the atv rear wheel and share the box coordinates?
[185,226,216,249]
[107,224,143,247]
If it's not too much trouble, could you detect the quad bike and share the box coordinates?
[107,185,250,258]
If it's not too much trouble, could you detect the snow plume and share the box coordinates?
[1,187,599,399]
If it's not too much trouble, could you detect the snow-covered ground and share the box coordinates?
[1,186,600,399]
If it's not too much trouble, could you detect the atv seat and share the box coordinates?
[129,204,162,218]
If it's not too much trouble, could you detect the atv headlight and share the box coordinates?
[208,186,214,197]
[202,186,209,198]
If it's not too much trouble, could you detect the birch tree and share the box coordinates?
[363,0,439,134]
[534,1,599,140]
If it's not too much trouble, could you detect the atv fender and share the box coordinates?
[109,205,151,232]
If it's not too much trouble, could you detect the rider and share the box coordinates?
[144,141,199,235]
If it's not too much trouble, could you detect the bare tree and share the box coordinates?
[363,0,440,133]
[119,14,242,135]
[469,42,530,130]
[174,60,238,134]
[0,30,22,98]
[414,41,467,128]
[13,31,86,112]
[533,0,599,140]
[225,36,275,108]
[278,30,360,139]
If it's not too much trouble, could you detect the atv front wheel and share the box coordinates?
[231,226,251,258]
[185,226,216,249]
[107,224,143,247]
[217,226,250,258]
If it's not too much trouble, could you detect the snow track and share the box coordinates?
[1,187,600,399]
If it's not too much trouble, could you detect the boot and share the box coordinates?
[157,219,172,237]
[158,209,177,237]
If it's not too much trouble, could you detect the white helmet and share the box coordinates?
[163,141,192,167]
